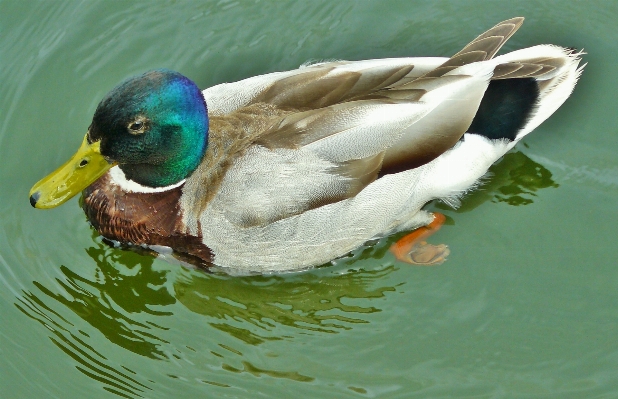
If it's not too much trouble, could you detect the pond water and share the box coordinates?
[1,1,617,398]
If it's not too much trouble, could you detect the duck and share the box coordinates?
[29,17,583,273]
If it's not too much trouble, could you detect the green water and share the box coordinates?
[1,1,617,398]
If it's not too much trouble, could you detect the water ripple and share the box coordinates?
[175,262,397,344]
[15,289,152,398]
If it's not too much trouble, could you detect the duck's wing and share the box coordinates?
[194,67,494,228]
[187,18,529,227]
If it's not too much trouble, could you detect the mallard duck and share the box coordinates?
[29,17,583,273]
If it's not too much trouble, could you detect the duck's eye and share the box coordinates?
[127,117,148,134]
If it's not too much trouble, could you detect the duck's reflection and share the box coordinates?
[18,231,399,394]
[436,150,558,212]
[16,233,169,398]
[175,260,397,344]
[35,232,175,359]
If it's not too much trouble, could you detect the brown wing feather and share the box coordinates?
[456,17,525,60]
[492,62,525,78]
[250,64,416,110]
[493,59,565,80]
[344,64,416,97]
[423,17,525,78]
[252,67,361,109]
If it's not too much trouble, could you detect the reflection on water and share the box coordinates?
[15,231,400,394]
[221,361,315,382]
[16,290,153,399]
[437,151,559,212]
[15,233,175,398]
[173,254,398,384]
[175,262,397,345]
[35,232,175,359]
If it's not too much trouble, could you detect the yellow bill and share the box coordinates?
[29,134,114,209]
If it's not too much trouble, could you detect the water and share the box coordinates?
[1,1,617,397]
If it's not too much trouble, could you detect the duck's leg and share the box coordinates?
[390,213,449,265]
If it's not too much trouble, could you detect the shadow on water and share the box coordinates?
[435,150,559,213]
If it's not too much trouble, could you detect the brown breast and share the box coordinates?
[82,173,213,268]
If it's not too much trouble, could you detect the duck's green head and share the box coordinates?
[30,69,208,208]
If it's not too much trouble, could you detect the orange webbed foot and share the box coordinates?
[390,213,449,266]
